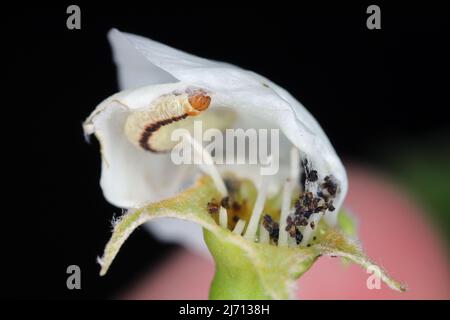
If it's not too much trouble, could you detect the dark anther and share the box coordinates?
[293,215,308,226]
[307,170,318,182]
[303,192,313,207]
[232,201,242,211]
[303,210,313,219]
[314,206,324,213]
[263,214,279,244]
[313,197,321,207]
[207,201,220,214]
[286,224,296,238]
[295,229,303,244]
[301,158,319,184]
[220,196,231,209]
[286,215,304,244]
[286,216,294,228]
[327,201,335,212]
[322,175,338,196]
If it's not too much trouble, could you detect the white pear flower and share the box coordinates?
[84,29,347,250]
[85,29,404,299]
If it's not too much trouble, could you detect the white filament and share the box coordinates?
[290,147,300,181]
[182,132,228,196]
[243,178,269,241]
[219,206,228,228]
[278,179,292,247]
[232,219,246,235]
[259,221,270,244]
[277,148,300,246]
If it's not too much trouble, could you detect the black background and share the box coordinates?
[6,2,449,299]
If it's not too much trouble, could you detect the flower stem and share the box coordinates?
[203,229,271,299]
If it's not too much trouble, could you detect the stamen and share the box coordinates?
[259,221,270,244]
[232,219,246,235]
[219,206,228,228]
[274,151,302,246]
[278,179,292,247]
[290,147,300,181]
[182,132,228,196]
[243,178,269,241]
[262,215,280,244]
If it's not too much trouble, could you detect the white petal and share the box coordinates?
[108,28,230,82]
[112,29,348,214]
[84,83,198,208]
[108,29,178,89]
